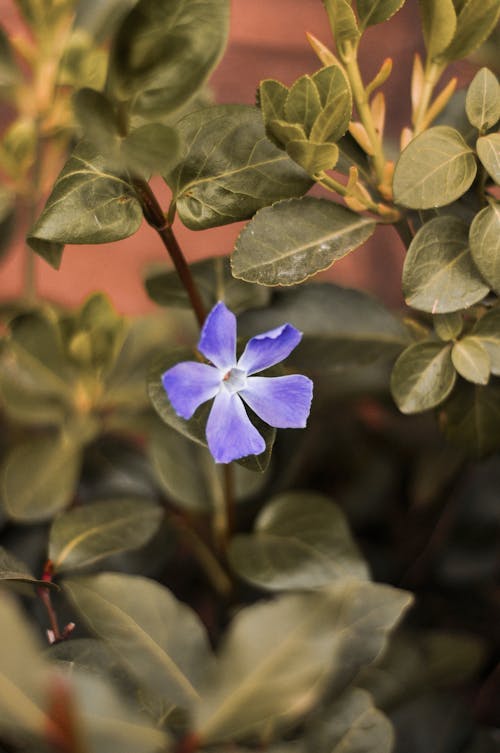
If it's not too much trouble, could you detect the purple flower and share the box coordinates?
[162,302,313,463]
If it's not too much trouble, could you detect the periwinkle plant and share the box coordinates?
[0,1,499,753]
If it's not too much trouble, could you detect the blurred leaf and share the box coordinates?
[440,379,500,456]
[49,498,163,573]
[64,572,213,709]
[418,0,457,61]
[194,581,412,743]
[284,75,322,134]
[145,256,271,314]
[322,0,360,50]
[434,311,463,340]
[0,25,20,87]
[28,141,142,267]
[106,0,230,120]
[469,204,500,294]
[391,341,456,414]
[1,433,82,522]
[452,337,490,384]
[0,186,15,260]
[229,491,369,590]
[439,0,500,62]
[357,0,406,28]
[393,126,477,209]
[0,546,58,592]
[465,68,500,131]
[476,134,500,184]
[121,123,181,177]
[472,307,500,374]
[168,105,312,229]
[58,30,108,90]
[232,197,375,286]
[72,87,120,158]
[403,216,489,313]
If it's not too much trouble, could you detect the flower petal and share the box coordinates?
[162,361,221,420]
[239,375,313,428]
[206,389,265,463]
[198,301,236,370]
[237,324,302,375]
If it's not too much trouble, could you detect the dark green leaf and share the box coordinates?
[393,126,477,209]
[122,124,181,178]
[286,140,339,174]
[472,307,500,374]
[64,573,212,709]
[440,379,500,456]
[310,65,352,143]
[73,87,120,157]
[418,0,457,60]
[469,203,500,293]
[465,68,500,131]
[229,491,369,590]
[403,216,489,313]
[284,75,322,134]
[440,0,500,62]
[476,134,500,184]
[452,337,490,384]
[168,105,312,229]
[391,341,456,413]
[357,0,406,29]
[434,311,463,340]
[232,197,375,286]
[28,141,142,266]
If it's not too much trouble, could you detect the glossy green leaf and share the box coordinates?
[286,140,339,174]
[310,65,352,143]
[106,0,230,119]
[452,337,490,384]
[434,311,463,340]
[284,75,322,134]
[232,197,376,286]
[122,124,181,178]
[476,134,500,184]
[357,0,406,28]
[403,216,489,313]
[393,126,477,209]
[0,547,58,592]
[28,141,142,267]
[1,433,82,522]
[238,283,410,371]
[391,341,456,413]
[472,307,500,375]
[418,0,457,60]
[194,581,412,743]
[306,688,393,753]
[168,105,312,229]
[145,256,270,313]
[439,0,500,62]
[322,0,360,50]
[64,573,212,709]
[469,203,500,294]
[49,498,163,573]
[465,68,500,131]
[440,380,500,456]
[229,491,369,590]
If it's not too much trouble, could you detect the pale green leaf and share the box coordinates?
[418,0,457,60]
[391,341,456,413]
[286,140,339,174]
[228,491,369,590]
[440,380,500,456]
[310,65,352,143]
[323,0,360,50]
[469,203,500,293]
[403,216,489,313]
[452,337,491,384]
[440,0,500,62]
[476,134,500,184]
[268,119,307,147]
[465,68,500,131]
[434,311,463,340]
[64,573,213,709]
[357,0,406,28]
[232,197,376,286]
[284,75,322,134]
[393,126,477,209]
[49,498,163,573]
[168,105,312,229]
[471,307,500,375]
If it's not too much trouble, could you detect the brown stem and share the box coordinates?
[38,560,62,642]
[133,178,206,327]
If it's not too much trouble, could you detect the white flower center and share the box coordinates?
[222,367,247,394]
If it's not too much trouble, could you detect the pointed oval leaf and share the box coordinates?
[469,203,500,293]
[259,79,288,125]
[232,197,376,286]
[286,140,339,174]
[391,341,456,413]
[322,0,360,49]
[357,0,406,29]
[49,498,163,573]
[64,573,213,709]
[403,216,489,313]
[452,337,491,384]
[476,134,500,184]
[310,65,352,143]
[167,105,312,229]
[472,308,500,375]
[439,0,500,62]
[465,68,500,131]
[393,126,477,209]
[434,311,463,341]
[284,75,322,134]
[418,0,457,61]
[228,492,369,591]
[268,118,307,147]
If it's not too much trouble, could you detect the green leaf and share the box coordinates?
[286,140,339,174]
[357,0,406,29]
[106,0,230,119]
[232,197,376,286]
[267,119,307,147]
[194,582,412,743]
[393,126,477,209]
[310,65,352,143]
[1,433,82,522]
[73,87,120,157]
[469,203,500,293]
[465,68,500,131]
[28,141,142,267]
[440,379,500,456]
[391,341,456,413]
[439,0,500,62]
[322,0,360,50]
[64,573,212,709]
[284,75,322,134]
[403,216,489,313]
[228,491,369,590]
[476,134,500,184]
[418,0,457,61]
[238,283,410,371]
[306,688,393,753]
[434,311,463,340]
[168,105,312,229]
[452,336,491,384]
[258,79,288,125]
[122,124,181,178]
[145,255,271,313]
[0,547,58,592]
[49,498,163,573]
[472,307,500,375]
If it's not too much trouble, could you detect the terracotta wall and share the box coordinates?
[0,1,475,314]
